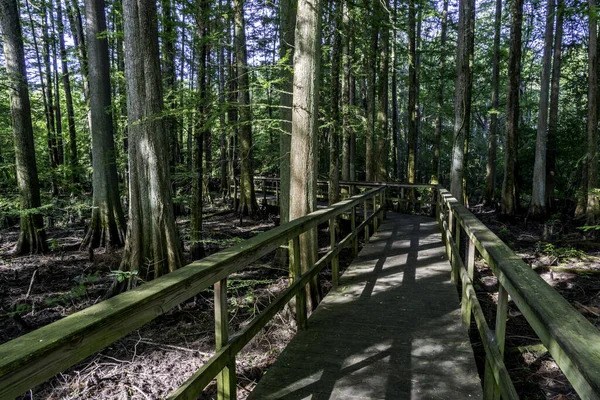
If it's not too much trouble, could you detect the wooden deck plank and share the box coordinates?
[248,213,482,400]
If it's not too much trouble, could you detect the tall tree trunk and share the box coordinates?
[407,0,417,184]
[50,0,64,166]
[279,0,296,222]
[234,0,257,215]
[364,0,379,182]
[530,0,555,218]
[391,0,399,180]
[484,0,502,205]
[1,0,48,254]
[119,0,183,284]
[546,0,563,210]
[341,0,351,182]
[57,0,78,183]
[586,0,600,224]
[431,0,448,185]
[329,0,342,203]
[218,0,228,194]
[501,0,524,217]
[376,0,390,183]
[65,0,89,101]
[82,0,126,250]
[290,0,322,310]
[161,0,180,167]
[191,0,210,260]
[42,1,59,173]
[450,0,475,204]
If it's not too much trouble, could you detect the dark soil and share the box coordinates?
[469,208,600,400]
[0,201,359,400]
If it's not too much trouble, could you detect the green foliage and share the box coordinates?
[5,303,32,319]
[578,225,600,232]
[538,242,587,261]
[108,270,141,284]
[44,272,100,307]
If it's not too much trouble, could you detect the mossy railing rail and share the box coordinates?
[438,187,600,399]
[0,186,387,400]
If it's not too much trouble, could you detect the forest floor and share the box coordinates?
[1,201,599,399]
[0,200,356,400]
[471,207,600,400]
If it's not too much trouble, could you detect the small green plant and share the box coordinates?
[45,272,100,307]
[538,242,587,261]
[7,303,32,318]
[108,269,141,283]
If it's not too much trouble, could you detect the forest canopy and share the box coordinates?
[0,0,599,263]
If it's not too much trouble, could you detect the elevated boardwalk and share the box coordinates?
[249,213,482,400]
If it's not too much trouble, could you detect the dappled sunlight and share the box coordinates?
[249,213,482,400]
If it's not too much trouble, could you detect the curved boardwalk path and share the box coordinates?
[248,213,482,400]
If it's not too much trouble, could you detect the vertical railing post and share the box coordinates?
[291,236,307,329]
[330,218,339,287]
[452,219,461,285]
[215,279,236,400]
[363,199,370,242]
[462,237,476,328]
[400,187,404,212]
[382,189,386,220]
[351,205,358,257]
[275,180,279,207]
[373,194,378,232]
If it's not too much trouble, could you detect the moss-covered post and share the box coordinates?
[215,279,236,399]
[330,218,339,286]
[364,199,370,242]
[291,236,307,329]
[373,194,378,232]
[462,237,476,327]
[351,205,358,257]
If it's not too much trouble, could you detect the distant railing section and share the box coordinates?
[437,187,600,399]
[241,176,435,215]
[0,186,390,400]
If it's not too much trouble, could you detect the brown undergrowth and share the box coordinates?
[0,202,357,399]
[468,208,600,399]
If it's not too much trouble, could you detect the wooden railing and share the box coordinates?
[437,187,600,399]
[0,186,387,400]
[248,177,435,214]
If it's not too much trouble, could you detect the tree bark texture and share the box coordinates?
[0,0,48,254]
[484,0,502,205]
[431,0,448,185]
[191,0,210,260]
[120,0,183,282]
[530,0,555,218]
[279,0,296,224]
[57,0,79,182]
[290,0,323,310]
[364,0,379,182]
[407,0,417,184]
[501,0,523,217]
[376,0,390,183]
[586,0,600,225]
[234,0,257,215]
[329,0,342,204]
[82,0,126,250]
[546,0,563,210]
[450,0,475,204]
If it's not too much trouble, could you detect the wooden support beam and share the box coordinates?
[291,236,307,330]
[215,279,236,400]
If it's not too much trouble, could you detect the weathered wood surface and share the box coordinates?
[249,213,482,399]
[439,188,600,399]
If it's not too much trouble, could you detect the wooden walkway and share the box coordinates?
[248,213,482,400]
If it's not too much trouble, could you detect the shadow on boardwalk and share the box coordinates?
[248,213,482,400]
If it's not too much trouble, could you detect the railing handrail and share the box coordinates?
[0,186,387,399]
[251,176,435,189]
[438,187,600,399]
